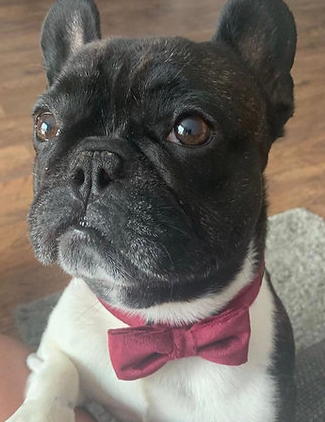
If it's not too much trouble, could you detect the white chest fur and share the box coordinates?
[36,270,276,422]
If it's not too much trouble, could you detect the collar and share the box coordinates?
[98,258,265,328]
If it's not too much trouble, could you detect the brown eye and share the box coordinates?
[167,116,211,146]
[35,112,60,141]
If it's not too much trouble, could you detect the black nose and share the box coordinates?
[70,150,122,202]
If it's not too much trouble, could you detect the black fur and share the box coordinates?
[29,1,296,418]
[214,0,297,148]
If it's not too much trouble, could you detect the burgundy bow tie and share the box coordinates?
[99,260,264,381]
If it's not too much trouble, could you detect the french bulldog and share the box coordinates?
[7,0,297,421]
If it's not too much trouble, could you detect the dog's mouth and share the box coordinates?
[57,221,121,283]
[58,217,213,280]
[55,217,249,310]
[78,216,91,229]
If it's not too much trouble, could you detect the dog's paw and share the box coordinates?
[5,399,75,422]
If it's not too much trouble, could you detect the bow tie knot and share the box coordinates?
[170,327,197,359]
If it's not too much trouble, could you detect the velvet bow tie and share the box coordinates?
[99,260,264,381]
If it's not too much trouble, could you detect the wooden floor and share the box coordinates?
[0,0,324,337]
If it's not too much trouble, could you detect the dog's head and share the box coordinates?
[29,0,296,309]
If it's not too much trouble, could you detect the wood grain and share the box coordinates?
[0,0,324,336]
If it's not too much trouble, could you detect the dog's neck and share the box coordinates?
[100,242,263,326]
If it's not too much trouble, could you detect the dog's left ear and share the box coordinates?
[213,0,296,144]
[41,0,101,86]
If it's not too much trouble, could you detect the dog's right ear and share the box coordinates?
[41,0,101,86]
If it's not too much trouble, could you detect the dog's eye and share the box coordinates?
[35,112,60,141]
[167,116,211,146]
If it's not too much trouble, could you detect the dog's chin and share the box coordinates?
[56,226,190,309]
[56,227,163,308]
[57,227,118,282]
[57,226,169,307]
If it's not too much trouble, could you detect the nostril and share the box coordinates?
[97,167,110,189]
[73,167,85,186]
